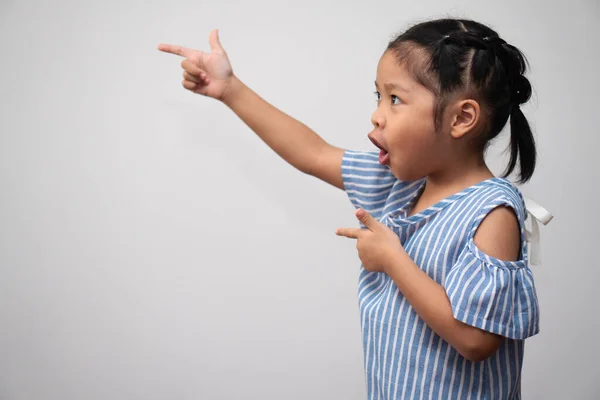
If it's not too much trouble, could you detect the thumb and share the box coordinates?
[355,208,379,231]
[209,29,225,53]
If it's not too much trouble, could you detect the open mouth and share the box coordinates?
[369,136,390,165]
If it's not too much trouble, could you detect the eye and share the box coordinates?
[391,95,402,105]
[374,91,381,102]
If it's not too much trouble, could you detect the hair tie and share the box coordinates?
[483,36,507,47]
[511,75,531,105]
[441,34,461,46]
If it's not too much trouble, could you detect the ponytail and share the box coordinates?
[504,75,536,183]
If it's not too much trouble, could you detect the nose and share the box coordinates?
[371,107,385,129]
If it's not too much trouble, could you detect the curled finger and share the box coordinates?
[183,71,202,84]
[182,79,197,91]
[181,59,204,76]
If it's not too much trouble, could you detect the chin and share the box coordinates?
[391,165,425,182]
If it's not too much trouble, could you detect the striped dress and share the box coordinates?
[341,150,540,400]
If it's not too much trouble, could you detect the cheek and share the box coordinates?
[388,128,439,179]
[389,123,436,158]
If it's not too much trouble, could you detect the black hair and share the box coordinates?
[387,18,536,183]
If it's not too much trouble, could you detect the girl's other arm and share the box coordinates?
[158,30,345,190]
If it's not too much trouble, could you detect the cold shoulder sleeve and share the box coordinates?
[443,191,540,339]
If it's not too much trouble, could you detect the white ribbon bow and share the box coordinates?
[524,197,553,267]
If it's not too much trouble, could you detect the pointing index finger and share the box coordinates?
[157,43,195,58]
[336,228,362,239]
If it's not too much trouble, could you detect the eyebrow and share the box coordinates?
[374,81,410,93]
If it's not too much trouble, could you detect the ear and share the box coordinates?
[449,99,480,139]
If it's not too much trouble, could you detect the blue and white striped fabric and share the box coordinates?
[342,150,540,400]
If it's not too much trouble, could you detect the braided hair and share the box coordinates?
[387,19,536,183]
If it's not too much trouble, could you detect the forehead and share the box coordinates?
[376,51,419,90]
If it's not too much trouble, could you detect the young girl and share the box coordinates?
[159,18,549,400]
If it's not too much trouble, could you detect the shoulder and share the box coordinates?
[342,150,385,169]
[472,178,525,262]
[341,150,396,185]
[473,205,521,261]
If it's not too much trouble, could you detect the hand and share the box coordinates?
[158,29,235,101]
[336,209,405,273]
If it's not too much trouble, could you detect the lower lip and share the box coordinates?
[379,150,390,165]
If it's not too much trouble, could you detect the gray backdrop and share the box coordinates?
[1,0,598,399]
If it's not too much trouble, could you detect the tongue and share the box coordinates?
[378,149,389,165]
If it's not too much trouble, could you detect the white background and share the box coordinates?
[1,0,598,398]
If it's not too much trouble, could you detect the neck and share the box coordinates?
[423,155,493,199]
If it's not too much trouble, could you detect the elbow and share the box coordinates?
[460,347,494,363]
[457,334,502,363]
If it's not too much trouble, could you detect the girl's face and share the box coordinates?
[368,50,449,181]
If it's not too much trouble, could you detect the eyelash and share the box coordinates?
[374,91,402,105]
